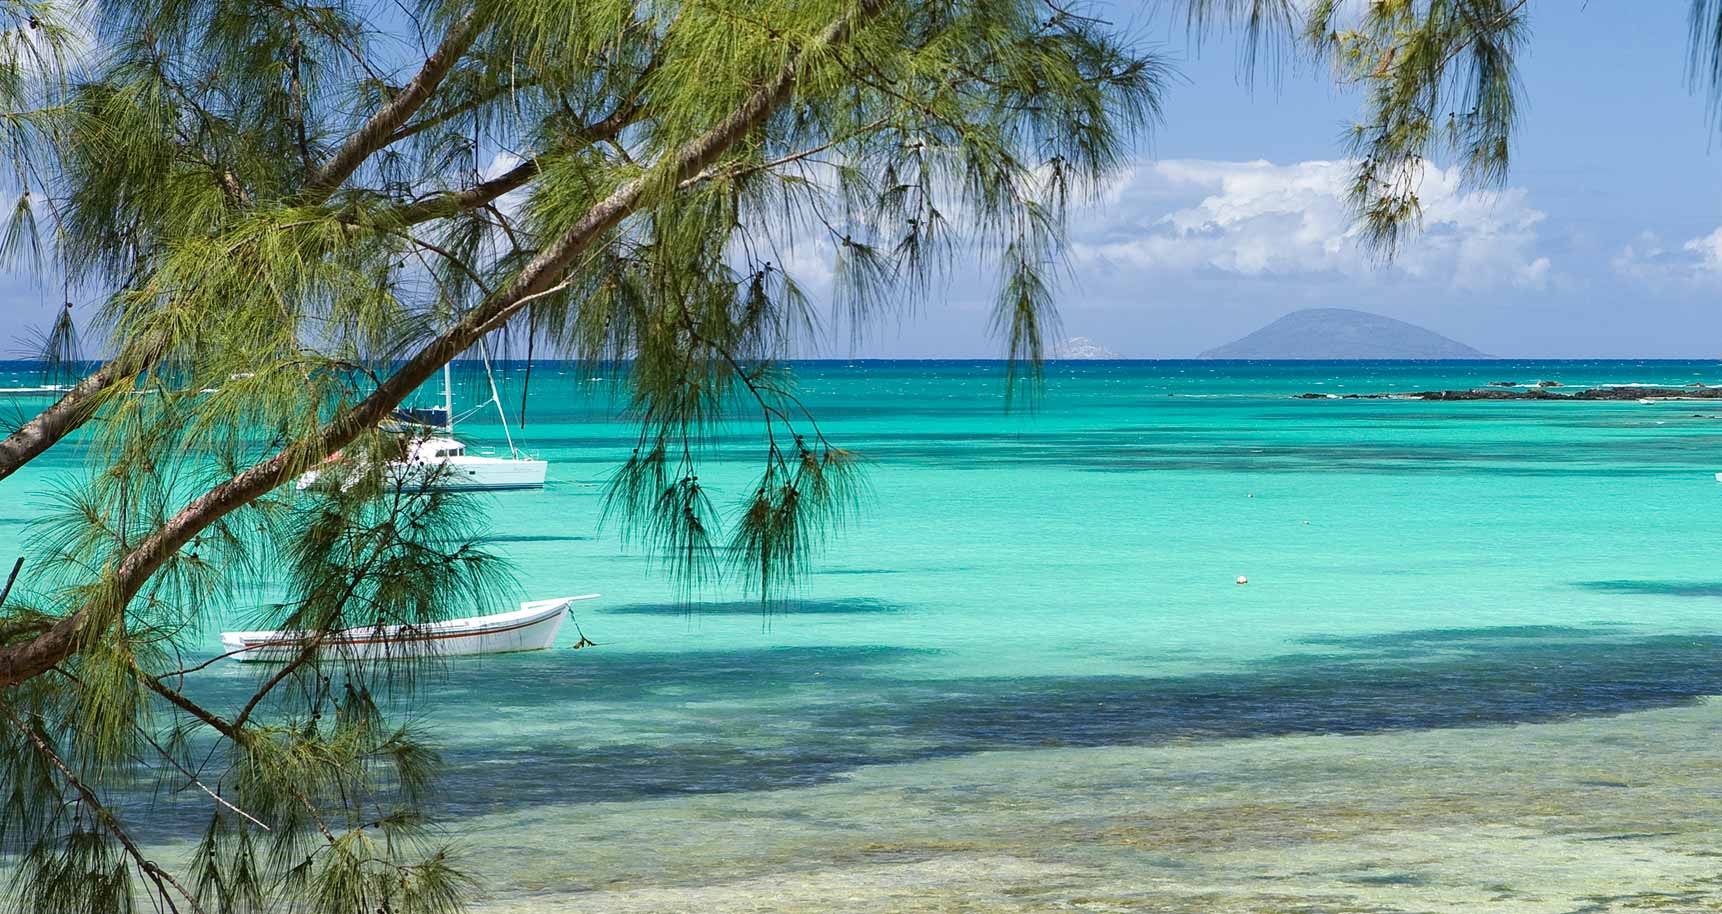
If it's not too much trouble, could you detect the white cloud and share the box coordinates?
[1685,227,1722,271]
[1070,158,1552,289]
[1611,227,1722,284]
[481,152,532,221]
[774,235,836,290]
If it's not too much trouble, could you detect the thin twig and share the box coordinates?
[137,727,271,830]
[1,704,207,914]
[156,644,261,681]
[679,117,890,189]
[138,670,239,739]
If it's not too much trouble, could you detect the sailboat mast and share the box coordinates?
[442,363,454,434]
[478,339,519,458]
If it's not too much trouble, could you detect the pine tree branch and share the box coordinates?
[387,226,494,296]
[0,361,119,483]
[231,634,327,731]
[384,93,648,226]
[0,14,493,482]
[138,670,239,740]
[0,556,23,609]
[385,78,536,145]
[136,725,270,830]
[0,617,50,641]
[0,0,886,690]
[678,117,890,189]
[289,26,310,173]
[302,9,484,199]
[1,703,208,914]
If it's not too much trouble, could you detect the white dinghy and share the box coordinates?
[220,595,599,663]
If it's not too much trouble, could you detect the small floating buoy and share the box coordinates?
[1236,576,1248,585]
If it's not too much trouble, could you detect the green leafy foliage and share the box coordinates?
[1300,0,1527,256]
[0,0,1163,910]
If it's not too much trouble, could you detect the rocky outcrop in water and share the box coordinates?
[1297,385,1722,401]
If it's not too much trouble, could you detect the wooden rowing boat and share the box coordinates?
[219,595,599,662]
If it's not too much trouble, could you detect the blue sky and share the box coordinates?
[837,1,1722,358]
[5,3,1722,359]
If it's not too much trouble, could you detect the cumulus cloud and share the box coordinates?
[1070,158,1552,289]
[1685,227,1722,271]
[1613,227,1722,283]
[774,235,837,290]
[480,152,532,220]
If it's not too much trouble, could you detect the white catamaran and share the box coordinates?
[301,357,547,492]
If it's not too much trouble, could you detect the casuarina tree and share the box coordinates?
[0,1,1163,911]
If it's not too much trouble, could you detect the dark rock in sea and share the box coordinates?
[1535,380,1562,388]
[1297,385,1722,402]
[1408,388,1563,400]
[1572,387,1646,399]
[1489,381,1517,387]
[1571,386,1722,400]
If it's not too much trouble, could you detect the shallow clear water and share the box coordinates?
[7,359,1722,911]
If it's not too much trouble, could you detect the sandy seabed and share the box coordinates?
[459,700,1722,913]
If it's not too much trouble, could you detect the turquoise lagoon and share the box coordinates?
[8,359,1722,911]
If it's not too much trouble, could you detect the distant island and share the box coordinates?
[1051,336,1121,359]
[1198,308,1491,360]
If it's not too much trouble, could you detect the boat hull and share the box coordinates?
[400,454,548,491]
[297,455,548,492]
[220,596,596,662]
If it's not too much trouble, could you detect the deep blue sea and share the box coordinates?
[7,359,1722,912]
